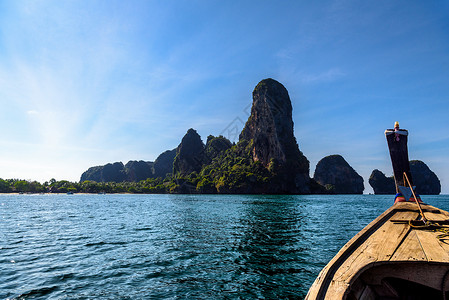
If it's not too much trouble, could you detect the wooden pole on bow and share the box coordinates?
[404,171,427,223]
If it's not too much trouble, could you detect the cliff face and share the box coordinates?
[153,149,176,178]
[239,78,310,193]
[313,155,364,194]
[125,160,154,182]
[410,160,441,195]
[368,169,395,194]
[80,162,127,183]
[173,129,206,175]
[80,154,176,183]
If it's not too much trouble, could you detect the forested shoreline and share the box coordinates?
[0,178,177,194]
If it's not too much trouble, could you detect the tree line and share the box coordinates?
[0,178,169,194]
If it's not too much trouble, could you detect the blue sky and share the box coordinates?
[0,1,448,193]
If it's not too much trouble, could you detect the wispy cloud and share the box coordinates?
[298,68,346,84]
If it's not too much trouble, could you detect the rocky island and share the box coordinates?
[313,155,364,194]
[239,78,312,193]
[75,78,438,195]
[79,78,334,194]
[0,79,440,194]
[368,160,441,195]
[368,169,395,194]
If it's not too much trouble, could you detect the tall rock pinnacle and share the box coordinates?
[173,128,205,175]
[240,78,310,193]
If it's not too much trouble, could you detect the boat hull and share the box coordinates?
[306,202,449,299]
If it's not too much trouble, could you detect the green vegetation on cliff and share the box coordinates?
[188,139,272,193]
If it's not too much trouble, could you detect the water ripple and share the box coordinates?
[1,194,448,299]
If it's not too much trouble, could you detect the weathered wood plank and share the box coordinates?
[422,210,449,222]
[434,231,449,253]
[333,210,417,283]
[390,230,427,261]
[415,229,449,263]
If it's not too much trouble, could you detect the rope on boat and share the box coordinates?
[405,214,449,243]
[402,172,449,242]
[392,219,449,243]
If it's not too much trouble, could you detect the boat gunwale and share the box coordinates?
[309,202,443,299]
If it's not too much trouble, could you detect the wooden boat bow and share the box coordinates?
[306,201,449,300]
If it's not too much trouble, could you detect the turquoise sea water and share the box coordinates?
[1,194,449,299]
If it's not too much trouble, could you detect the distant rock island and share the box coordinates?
[79,78,439,195]
[313,155,364,194]
[369,160,440,195]
[368,169,395,195]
